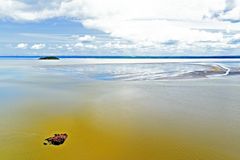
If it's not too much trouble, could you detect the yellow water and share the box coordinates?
[0,81,240,160]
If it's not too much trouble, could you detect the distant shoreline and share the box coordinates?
[1,55,240,59]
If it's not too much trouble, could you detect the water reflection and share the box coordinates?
[0,60,239,159]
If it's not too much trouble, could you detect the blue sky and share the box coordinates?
[0,0,240,56]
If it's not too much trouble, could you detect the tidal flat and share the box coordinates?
[0,59,239,160]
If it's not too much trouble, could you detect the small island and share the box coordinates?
[39,56,60,60]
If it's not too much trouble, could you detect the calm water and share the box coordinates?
[0,59,240,160]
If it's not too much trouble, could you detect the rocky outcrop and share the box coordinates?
[39,56,60,60]
[44,133,68,146]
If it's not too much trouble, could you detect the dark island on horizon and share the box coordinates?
[39,56,60,60]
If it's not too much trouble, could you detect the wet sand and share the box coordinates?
[0,60,239,159]
[0,79,239,159]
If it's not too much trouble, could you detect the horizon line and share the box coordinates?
[0,55,240,59]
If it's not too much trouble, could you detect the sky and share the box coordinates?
[0,0,240,56]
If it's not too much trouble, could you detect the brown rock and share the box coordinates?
[44,133,68,146]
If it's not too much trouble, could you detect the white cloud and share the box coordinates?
[72,35,96,42]
[205,0,240,22]
[0,0,234,22]
[83,19,225,43]
[16,43,28,49]
[228,33,240,44]
[73,42,97,49]
[104,42,137,49]
[1,0,240,54]
[74,42,84,48]
[31,43,46,50]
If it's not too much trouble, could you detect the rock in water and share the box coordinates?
[44,133,68,146]
[39,56,60,60]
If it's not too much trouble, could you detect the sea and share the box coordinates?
[0,56,239,160]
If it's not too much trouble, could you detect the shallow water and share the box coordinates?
[0,59,240,160]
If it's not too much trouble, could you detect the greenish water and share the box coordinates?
[0,60,240,159]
